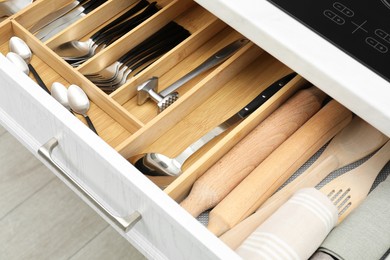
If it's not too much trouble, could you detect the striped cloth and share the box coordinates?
[236,188,338,260]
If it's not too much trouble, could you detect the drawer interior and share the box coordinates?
[4,0,306,198]
[5,0,387,254]
[2,0,310,197]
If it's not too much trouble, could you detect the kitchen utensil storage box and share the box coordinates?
[0,0,389,259]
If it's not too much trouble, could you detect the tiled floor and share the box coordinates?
[0,126,146,260]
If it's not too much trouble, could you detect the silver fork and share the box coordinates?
[85,21,187,82]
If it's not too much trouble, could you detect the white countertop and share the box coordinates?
[195,0,390,137]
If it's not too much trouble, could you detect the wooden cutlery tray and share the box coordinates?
[2,1,389,257]
[1,0,390,258]
[2,0,308,199]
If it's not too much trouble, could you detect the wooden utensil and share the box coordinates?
[180,86,327,217]
[321,140,390,222]
[220,116,388,249]
[207,99,353,236]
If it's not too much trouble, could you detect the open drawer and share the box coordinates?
[0,0,389,259]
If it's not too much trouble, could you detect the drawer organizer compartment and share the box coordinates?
[3,0,389,258]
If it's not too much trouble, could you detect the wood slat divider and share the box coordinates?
[77,0,195,74]
[165,76,309,200]
[11,21,145,134]
[115,43,262,158]
[45,0,139,48]
[109,17,226,105]
[13,0,72,29]
[2,0,317,205]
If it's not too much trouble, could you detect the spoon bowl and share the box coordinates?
[133,152,183,177]
[6,52,29,75]
[51,82,70,110]
[9,36,31,62]
[9,36,51,94]
[67,84,98,135]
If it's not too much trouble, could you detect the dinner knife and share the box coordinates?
[35,0,107,40]
[30,0,81,33]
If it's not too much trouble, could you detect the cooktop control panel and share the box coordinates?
[267,0,390,82]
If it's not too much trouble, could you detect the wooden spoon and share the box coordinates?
[180,86,327,217]
[207,99,353,236]
[220,116,388,249]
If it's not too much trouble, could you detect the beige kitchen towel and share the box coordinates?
[319,176,390,260]
[236,188,338,260]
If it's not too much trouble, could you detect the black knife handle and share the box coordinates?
[237,72,297,118]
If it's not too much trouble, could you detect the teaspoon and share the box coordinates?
[6,52,29,75]
[51,82,72,111]
[67,84,98,135]
[9,36,51,94]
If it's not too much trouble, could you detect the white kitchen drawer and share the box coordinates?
[0,0,388,259]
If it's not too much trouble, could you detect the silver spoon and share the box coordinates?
[9,36,51,94]
[51,82,71,110]
[67,84,98,135]
[130,72,297,179]
[6,52,29,75]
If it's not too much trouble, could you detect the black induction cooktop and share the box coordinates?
[266,0,390,83]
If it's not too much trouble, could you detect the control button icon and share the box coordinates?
[324,10,345,25]
[366,37,388,53]
[333,2,354,17]
[375,29,390,43]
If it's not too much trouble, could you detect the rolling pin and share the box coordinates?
[180,86,327,217]
[207,99,353,236]
[219,116,388,249]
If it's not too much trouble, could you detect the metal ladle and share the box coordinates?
[9,36,51,94]
[67,84,98,135]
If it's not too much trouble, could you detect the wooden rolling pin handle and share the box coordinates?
[180,86,327,217]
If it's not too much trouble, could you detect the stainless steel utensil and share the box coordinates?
[9,36,51,94]
[84,22,190,91]
[54,0,153,63]
[137,38,249,112]
[6,52,29,75]
[0,0,32,17]
[131,72,297,178]
[36,0,108,41]
[67,84,98,135]
[51,82,71,111]
[30,0,83,33]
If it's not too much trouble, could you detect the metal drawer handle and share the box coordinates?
[38,138,141,232]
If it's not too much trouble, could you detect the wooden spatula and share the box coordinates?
[220,116,388,249]
[321,140,390,222]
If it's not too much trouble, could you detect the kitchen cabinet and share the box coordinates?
[0,0,388,259]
